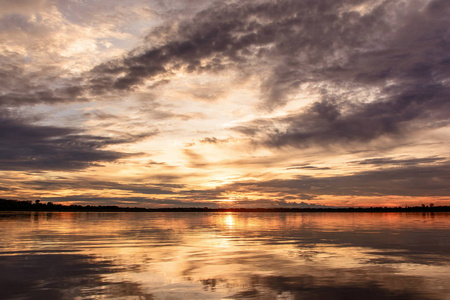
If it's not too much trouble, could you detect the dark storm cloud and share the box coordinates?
[217,0,449,147]
[89,0,394,96]
[234,76,450,148]
[227,163,450,197]
[0,115,156,171]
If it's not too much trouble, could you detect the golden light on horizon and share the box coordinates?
[0,0,449,209]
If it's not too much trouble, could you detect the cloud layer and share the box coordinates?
[0,0,449,207]
[0,114,156,171]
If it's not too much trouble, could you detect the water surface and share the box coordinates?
[1,212,449,299]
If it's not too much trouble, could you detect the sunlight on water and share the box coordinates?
[1,212,449,299]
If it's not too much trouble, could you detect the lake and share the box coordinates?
[0,212,449,300]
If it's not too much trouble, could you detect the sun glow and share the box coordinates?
[224,213,235,228]
[221,198,236,203]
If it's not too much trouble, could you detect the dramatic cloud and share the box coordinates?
[90,0,396,97]
[0,114,156,171]
[233,82,450,148]
[1,0,449,207]
[26,178,182,195]
[228,163,450,197]
[224,0,450,148]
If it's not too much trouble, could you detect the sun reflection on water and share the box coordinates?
[1,212,450,299]
[224,213,235,228]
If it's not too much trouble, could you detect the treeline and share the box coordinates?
[1,198,449,212]
[0,199,150,212]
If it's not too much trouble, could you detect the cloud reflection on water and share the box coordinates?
[0,212,449,299]
[0,252,154,300]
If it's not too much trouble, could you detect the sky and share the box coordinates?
[0,0,449,208]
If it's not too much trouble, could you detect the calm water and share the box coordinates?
[0,212,449,300]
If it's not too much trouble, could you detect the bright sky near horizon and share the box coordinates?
[1,0,449,208]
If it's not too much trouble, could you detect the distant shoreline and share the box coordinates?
[1,199,449,213]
